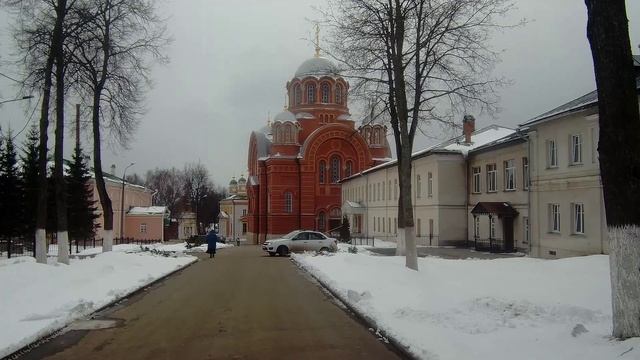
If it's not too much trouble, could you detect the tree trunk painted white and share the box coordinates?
[396,227,406,256]
[35,228,47,264]
[404,225,418,270]
[103,229,113,252]
[609,225,640,338]
[57,231,69,265]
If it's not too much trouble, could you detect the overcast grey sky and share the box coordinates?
[1,0,639,187]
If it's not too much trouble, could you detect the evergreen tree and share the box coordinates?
[0,130,24,238]
[20,125,40,238]
[340,216,351,243]
[66,146,98,243]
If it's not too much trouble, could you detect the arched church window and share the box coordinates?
[345,160,353,178]
[319,161,326,184]
[321,83,330,103]
[331,156,341,183]
[294,85,302,105]
[284,124,292,143]
[307,83,316,104]
[277,126,283,144]
[318,212,326,231]
[335,84,343,104]
[330,208,341,218]
[372,128,380,145]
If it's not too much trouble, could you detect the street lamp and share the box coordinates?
[0,95,34,106]
[120,162,135,240]
[195,193,207,235]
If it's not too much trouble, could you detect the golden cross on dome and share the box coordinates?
[314,23,321,57]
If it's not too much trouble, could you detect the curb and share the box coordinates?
[3,255,198,360]
[291,255,418,360]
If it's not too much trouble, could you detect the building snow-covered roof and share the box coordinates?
[219,210,229,219]
[294,56,340,78]
[128,206,168,216]
[343,125,516,181]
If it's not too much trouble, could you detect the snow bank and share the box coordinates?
[293,252,640,360]
[70,241,234,256]
[0,251,196,358]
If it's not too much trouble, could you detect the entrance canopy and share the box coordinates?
[342,200,366,215]
[471,202,519,217]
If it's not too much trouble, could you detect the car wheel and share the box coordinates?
[277,246,289,256]
[319,247,330,254]
[269,252,276,257]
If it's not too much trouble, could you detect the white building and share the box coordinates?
[218,176,248,241]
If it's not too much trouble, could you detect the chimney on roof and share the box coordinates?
[463,115,475,144]
[110,164,116,175]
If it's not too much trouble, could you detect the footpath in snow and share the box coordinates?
[293,249,640,360]
[0,242,231,358]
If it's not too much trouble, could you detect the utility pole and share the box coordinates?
[75,104,80,150]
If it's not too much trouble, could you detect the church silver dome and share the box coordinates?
[294,56,339,78]
[273,110,297,122]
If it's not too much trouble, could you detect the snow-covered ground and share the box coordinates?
[46,241,234,256]
[0,245,209,358]
[293,252,640,360]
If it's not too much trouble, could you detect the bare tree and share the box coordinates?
[145,167,185,217]
[5,0,76,263]
[183,162,213,234]
[324,0,515,270]
[584,0,640,339]
[68,0,168,251]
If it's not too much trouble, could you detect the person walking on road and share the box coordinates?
[206,230,218,258]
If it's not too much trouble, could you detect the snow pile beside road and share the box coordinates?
[293,252,640,360]
[0,251,196,358]
[75,241,234,256]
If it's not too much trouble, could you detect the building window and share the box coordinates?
[294,85,301,105]
[331,156,341,183]
[373,216,377,231]
[284,192,293,213]
[140,223,147,233]
[547,139,558,168]
[549,204,560,233]
[573,203,585,234]
[394,218,397,233]
[394,179,398,200]
[416,174,422,198]
[474,217,480,238]
[377,182,381,201]
[345,161,353,178]
[242,209,247,216]
[377,217,381,232]
[523,157,529,190]
[242,223,247,234]
[382,217,385,232]
[306,83,316,104]
[571,134,583,164]
[489,217,496,239]
[504,159,516,191]
[472,167,481,193]
[321,83,330,103]
[417,218,421,237]
[276,127,283,144]
[335,84,343,104]
[382,182,385,201]
[427,172,433,197]
[487,164,497,192]
[523,217,530,244]
[318,212,326,231]
[319,161,326,184]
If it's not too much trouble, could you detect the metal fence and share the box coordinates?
[349,236,376,246]
[472,237,511,253]
[1,237,161,259]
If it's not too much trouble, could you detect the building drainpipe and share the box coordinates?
[264,163,269,243]
[524,129,533,255]
[296,157,302,229]
[465,156,469,248]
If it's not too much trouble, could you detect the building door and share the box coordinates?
[429,219,434,246]
[503,217,514,252]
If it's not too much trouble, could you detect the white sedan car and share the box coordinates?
[262,230,338,256]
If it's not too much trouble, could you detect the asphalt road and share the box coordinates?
[24,246,402,360]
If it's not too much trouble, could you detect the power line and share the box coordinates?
[0,71,22,84]
[12,95,40,140]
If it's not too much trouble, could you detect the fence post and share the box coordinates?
[7,237,12,259]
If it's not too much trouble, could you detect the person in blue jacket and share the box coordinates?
[206,230,218,258]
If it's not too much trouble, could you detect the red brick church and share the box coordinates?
[245,48,391,244]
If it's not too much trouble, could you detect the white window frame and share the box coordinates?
[571,134,583,165]
[321,83,330,103]
[472,167,481,194]
[504,159,516,191]
[523,216,530,244]
[307,83,316,104]
[487,164,497,192]
[489,217,496,239]
[573,203,585,234]
[140,223,147,234]
[549,204,560,233]
[427,172,433,197]
[547,139,558,168]
[416,174,422,198]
